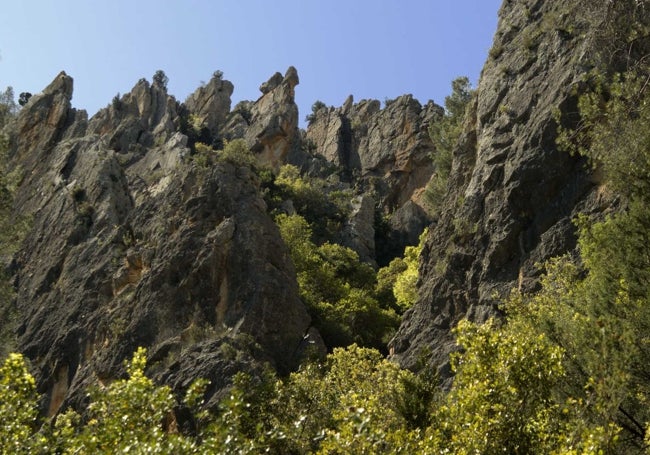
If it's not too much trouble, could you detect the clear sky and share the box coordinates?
[0,1,502,126]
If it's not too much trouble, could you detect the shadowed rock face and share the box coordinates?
[5,69,317,415]
[389,0,617,379]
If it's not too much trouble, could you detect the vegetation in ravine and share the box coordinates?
[276,212,400,351]
[5,5,650,451]
[270,163,427,351]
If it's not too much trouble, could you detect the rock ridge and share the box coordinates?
[4,67,317,415]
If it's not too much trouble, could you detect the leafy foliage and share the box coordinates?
[305,100,326,125]
[190,139,256,169]
[0,346,425,454]
[276,213,398,350]
[218,138,256,167]
[203,344,425,454]
[431,319,570,453]
[424,77,473,215]
[152,70,169,89]
[0,87,17,127]
[264,164,351,242]
[17,92,31,107]
[374,254,406,311]
[392,228,427,311]
[515,56,650,450]
[0,354,46,453]
[270,163,427,350]
[56,347,195,453]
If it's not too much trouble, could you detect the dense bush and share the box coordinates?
[17,92,31,107]
[152,70,169,89]
[305,100,327,125]
[0,87,17,128]
[218,138,256,167]
[264,164,350,242]
[190,139,256,169]
[276,213,399,350]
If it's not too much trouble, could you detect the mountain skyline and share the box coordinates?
[0,0,501,125]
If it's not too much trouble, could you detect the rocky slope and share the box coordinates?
[390,0,617,377]
[3,0,622,417]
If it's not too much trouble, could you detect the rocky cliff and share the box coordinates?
[3,0,624,418]
[390,0,617,377]
[2,57,443,415]
[3,69,318,415]
[303,94,441,264]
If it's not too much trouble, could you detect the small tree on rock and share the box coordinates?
[18,92,31,107]
[152,70,169,89]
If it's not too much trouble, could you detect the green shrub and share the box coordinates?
[392,228,428,311]
[0,87,17,128]
[152,70,168,89]
[0,353,46,453]
[218,139,255,168]
[305,100,326,125]
[269,164,349,241]
[424,77,473,215]
[276,213,398,350]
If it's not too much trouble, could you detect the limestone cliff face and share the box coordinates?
[5,0,620,413]
[5,65,446,414]
[244,67,300,170]
[5,70,316,415]
[305,94,442,263]
[184,73,234,139]
[390,0,615,377]
[307,95,441,211]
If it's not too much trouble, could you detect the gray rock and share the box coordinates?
[341,195,376,265]
[304,93,442,263]
[259,72,283,94]
[243,67,300,170]
[5,71,318,417]
[89,77,181,153]
[389,0,617,378]
[185,73,234,138]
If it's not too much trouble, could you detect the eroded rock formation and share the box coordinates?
[304,94,442,264]
[390,0,616,379]
[5,69,318,415]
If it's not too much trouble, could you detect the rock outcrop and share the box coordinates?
[244,67,300,170]
[184,72,234,139]
[7,2,620,417]
[306,95,441,211]
[304,94,443,263]
[390,1,615,378]
[5,69,317,415]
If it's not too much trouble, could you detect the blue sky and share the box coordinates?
[0,1,501,125]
